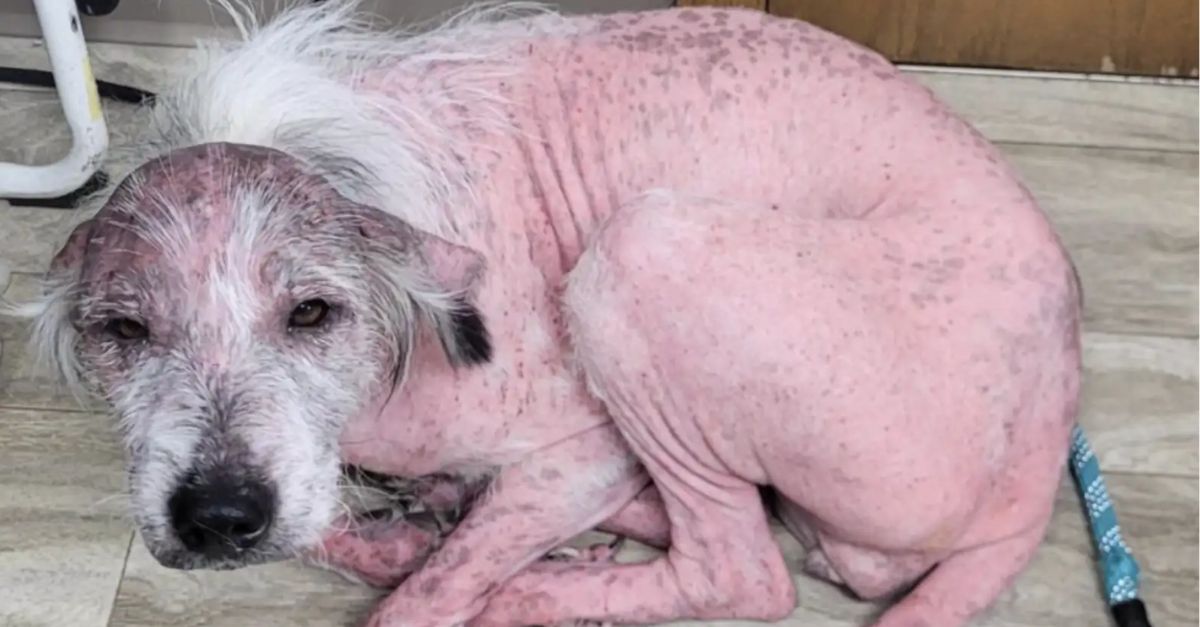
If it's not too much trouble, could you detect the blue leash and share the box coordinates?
[1069,424,1152,627]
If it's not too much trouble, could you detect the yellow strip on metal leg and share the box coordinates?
[82,55,102,121]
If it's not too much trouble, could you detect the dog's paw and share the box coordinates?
[305,515,440,589]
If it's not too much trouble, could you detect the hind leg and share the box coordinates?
[476,189,1069,626]
[595,484,670,549]
[775,495,937,599]
[773,495,846,587]
[872,520,1049,627]
[474,192,947,627]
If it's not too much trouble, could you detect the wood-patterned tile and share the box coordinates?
[0,200,81,275]
[1080,332,1198,477]
[0,407,131,627]
[0,36,190,94]
[0,86,150,173]
[106,473,1197,627]
[911,71,1199,153]
[1005,144,1198,338]
[109,541,381,627]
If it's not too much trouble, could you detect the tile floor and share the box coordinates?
[0,34,1197,627]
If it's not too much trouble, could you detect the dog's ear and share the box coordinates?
[352,207,492,368]
[49,219,94,277]
[414,234,493,366]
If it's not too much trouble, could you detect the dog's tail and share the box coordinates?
[1069,425,1152,627]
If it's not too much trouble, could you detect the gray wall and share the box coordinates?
[0,1,673,47]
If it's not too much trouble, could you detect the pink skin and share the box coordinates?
[57,7,1080,627]
[307,482,669,590]
[323,8,1081,627]
[315,518,442,589]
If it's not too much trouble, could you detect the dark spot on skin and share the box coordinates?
[70,15,78,32]
[419,575,441,595]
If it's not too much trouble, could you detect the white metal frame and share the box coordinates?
[0,0,109,199]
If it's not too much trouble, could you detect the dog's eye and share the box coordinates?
[288,299,331,329]
[105,318,149,341]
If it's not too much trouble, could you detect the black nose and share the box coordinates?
[169,476,274,557]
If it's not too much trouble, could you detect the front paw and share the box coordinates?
[466,540,627,627]
[305,516,440,589]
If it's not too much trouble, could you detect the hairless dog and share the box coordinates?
[4,2,1149,626]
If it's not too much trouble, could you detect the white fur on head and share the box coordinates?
[155,0,571,238]
[2,0,577,398]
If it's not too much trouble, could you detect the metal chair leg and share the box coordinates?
[0,0,109,201]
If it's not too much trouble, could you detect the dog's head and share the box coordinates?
[22,142,490,569]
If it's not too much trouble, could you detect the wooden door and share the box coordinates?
[676,0,1200,77]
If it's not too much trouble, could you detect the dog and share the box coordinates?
[5,2,1084,626]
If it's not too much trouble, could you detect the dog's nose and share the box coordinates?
[169,477,274,556]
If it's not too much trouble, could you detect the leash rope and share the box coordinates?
[1069,424,1152,627]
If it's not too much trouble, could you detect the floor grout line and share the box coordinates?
[105,530,136,627]
[899,63,1200,86]
[1099,469,1200,483]
[0,403,100,413]
[992,139,1199,156]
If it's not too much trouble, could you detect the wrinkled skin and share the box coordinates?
[337,9,1081,627]
[48,7,1081,627]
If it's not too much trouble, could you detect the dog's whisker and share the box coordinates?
[85,492,137,520]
